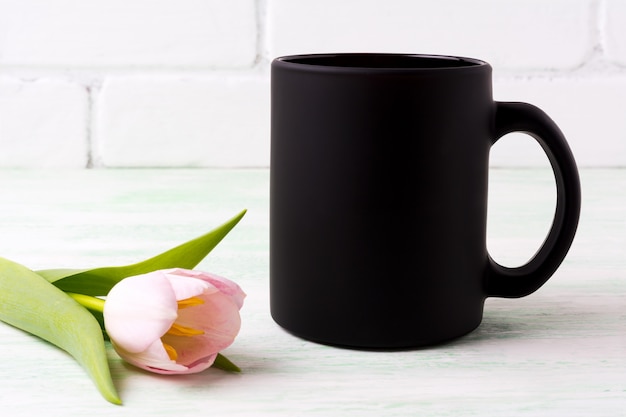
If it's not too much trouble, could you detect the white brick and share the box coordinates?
[0,0,257,68]
[605,0,626,65]
[0,78,88,168]
[492,76,626,167]
[95,75,270,167]
[268,0,592,70]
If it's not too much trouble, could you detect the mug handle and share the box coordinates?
[485,102,582,297]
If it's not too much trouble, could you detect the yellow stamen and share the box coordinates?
[177,296,205,309]
[163,342,178,361]
[167,322,205,337]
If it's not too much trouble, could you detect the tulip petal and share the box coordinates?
[180,353,218,374]
[162,272,214,302]
[104,272,177,353]
[113,339,189,374]
[166,268,246,309]
[163,291,241,367]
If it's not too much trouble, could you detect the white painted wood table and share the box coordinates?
[0,169,624,416]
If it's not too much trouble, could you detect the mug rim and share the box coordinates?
[273,53,490,73]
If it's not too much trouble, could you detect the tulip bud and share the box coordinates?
[104,268,245,374]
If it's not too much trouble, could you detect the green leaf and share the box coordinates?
[212,353,241,373]
[0,257,121,405]
[37,209,246,296]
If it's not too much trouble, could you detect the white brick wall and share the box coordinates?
[606,0,626,65]
[0,0,624,168]
[493,75,626,167]
[0,0,257,68]
[268,0,592,70]
[95,75,269,167]
[0,77,88,167]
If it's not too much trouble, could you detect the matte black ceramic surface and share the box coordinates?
[270,53,581,349]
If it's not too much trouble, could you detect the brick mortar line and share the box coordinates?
[84,84,94,169]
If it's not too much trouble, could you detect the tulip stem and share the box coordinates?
[68,292,105,313]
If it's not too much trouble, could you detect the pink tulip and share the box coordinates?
[103,268,245,374]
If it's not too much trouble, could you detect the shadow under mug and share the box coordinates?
[270,53,581,349]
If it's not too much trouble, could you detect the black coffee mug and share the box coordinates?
[270,53,581,349]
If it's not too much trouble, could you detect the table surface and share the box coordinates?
[0,168,624,417]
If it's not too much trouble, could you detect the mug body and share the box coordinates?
[270,54,495,348]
